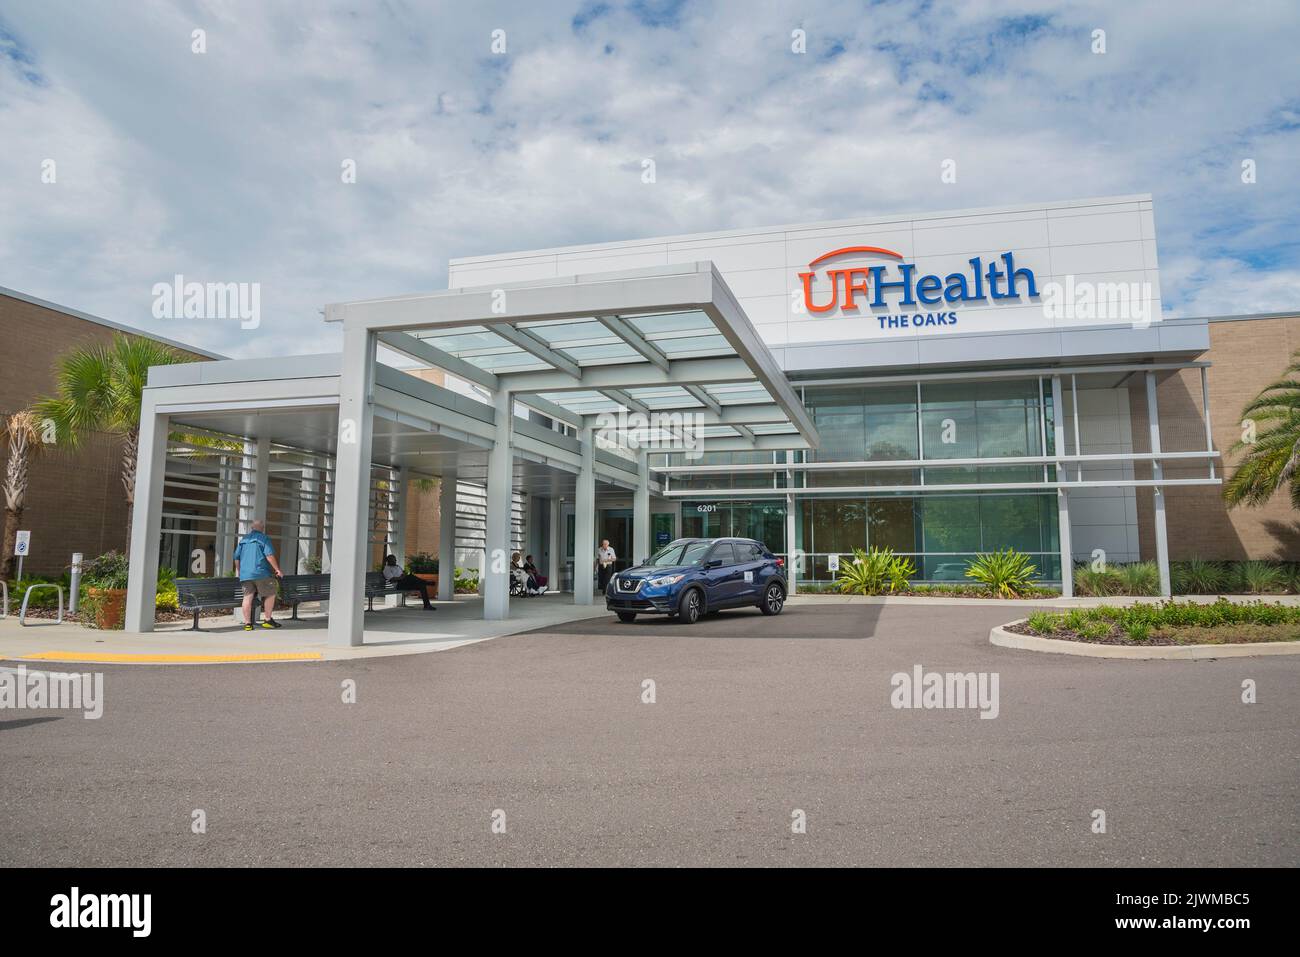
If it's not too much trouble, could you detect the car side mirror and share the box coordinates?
[704,559,722,569]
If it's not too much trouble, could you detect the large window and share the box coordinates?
[795,492,1060,583]
[920,380,1044,484]
[680,500,786,552]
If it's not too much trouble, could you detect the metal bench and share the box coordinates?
[175,577,246,631]
[277,573,331,619]
[364,572,400,611]
[364,572,433,610]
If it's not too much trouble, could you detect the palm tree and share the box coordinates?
[1224,349,1300,510]
[34,334,187,551]
[2,410,43,578]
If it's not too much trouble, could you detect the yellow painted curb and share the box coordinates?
[20,651,323,664]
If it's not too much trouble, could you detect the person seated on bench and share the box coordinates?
[523,554,547,595]
[382,555,435,610]
[233,518,285,631]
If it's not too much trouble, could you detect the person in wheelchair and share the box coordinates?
[510,552,546,596]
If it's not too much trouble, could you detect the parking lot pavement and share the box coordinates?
[2,601,1297,867]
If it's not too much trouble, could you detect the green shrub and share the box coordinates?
[82,551,130,590]
[1237,560,1286,595]
[1074,564,1120,597]
[1026,611,1061,633]
[886,553,917,593]
[407,552,439,574]
[836,547,892,596]
[965,548,1037,597]
[1171,558,1226,595]
[1117,561,1161,596]
[1077,620,1110,641]
[1123,620,1151,641]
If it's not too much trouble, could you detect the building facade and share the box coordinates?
[121,194,1297,644]
[0,287,217,577]
[445,195,1296,585]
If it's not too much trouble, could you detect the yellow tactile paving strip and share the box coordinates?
[20,651,323,663]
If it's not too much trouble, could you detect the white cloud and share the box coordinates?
[0,0,1296,358]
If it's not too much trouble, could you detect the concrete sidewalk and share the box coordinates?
[0,593,611,664]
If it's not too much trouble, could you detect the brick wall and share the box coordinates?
[1159,315,1300,560]
[399,367,445,562]
[0,292,208,576]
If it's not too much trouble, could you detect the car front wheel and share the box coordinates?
[616,611,637,623]
[677,588,702,624]
[760,582,785,616]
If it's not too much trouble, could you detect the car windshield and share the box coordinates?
[646,540,712,567]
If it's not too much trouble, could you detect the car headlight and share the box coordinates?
[647,574,684,587]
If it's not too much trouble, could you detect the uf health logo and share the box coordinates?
[797,246,1038,329]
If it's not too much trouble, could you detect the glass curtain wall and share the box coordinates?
[661,377,1063,583]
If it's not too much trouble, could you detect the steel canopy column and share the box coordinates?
[1051,376,1074,599]
[1146,371,1171,596]
[125,395,169,633]
[297,459,320,574]
[438,469,457,602]
[214,456,233,575]
[280,481,300,574]
[785,450,797,596]
[389,467,407,563]
[483,391,513,620]
[633,450,650,566]
[574,425,595,605]
[242,435,271,529]
[327,325,376,648]
[548,495,562,591]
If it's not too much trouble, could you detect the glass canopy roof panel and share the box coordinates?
[703,383,774,404]
[411,326,511,354]
[621,310,716,339]
[654,334,732,359]
[554,342,642,364]
[464,351,551,373]
[519,318,610,345]
[625,386,700,409]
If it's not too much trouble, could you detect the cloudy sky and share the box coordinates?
[1,0,1297,358]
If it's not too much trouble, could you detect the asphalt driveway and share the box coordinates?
[2,600,1296,867]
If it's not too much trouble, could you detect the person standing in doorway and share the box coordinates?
[233,518,284,631]
[596,538,617,593]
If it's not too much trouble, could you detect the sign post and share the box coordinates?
[14,530,31,582]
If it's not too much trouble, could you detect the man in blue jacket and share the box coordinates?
[233,519,285,631]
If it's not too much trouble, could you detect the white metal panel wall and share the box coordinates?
[1062,387,1141,564]
[448,196,1164,369]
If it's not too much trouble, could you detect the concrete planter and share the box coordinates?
[990,620,1300,659]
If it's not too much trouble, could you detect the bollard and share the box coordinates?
[69,552,83,615]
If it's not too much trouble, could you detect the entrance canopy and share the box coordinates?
[125,261,817,648]
[327,262,820,454]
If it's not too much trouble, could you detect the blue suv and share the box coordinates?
[605,537,787,624]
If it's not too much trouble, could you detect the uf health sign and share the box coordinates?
[797,245,1038,331]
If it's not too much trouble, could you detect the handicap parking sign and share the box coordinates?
[14,531,30,556]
